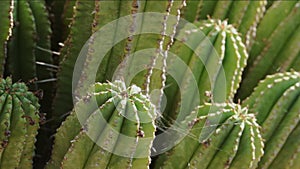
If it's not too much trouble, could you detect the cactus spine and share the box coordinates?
[243,71,300,168]
[165,19,248,121]
[47,81,156,169]
[238,1,300,100]
[0,77,40,168]
[155,103,264,169]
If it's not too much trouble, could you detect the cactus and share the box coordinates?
[164,19,248,121]
[3,0,53,84]
[46,81,156,169]
[237,1,300,100]
[154,103,264,169]
[0,77,40,168]
[0,1,300,168]
[243,71,300,168]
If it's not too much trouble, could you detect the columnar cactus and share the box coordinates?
[183,0,267,48]
[52,0,185,127]
[243,71,300,168]
[0,77,40,168]
[165,19,248,121]
[1,0,53,83]
[46,81,156,169]
[154,103,264,169]
[238,1,300,100]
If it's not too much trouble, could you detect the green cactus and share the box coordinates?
[154,103,264,169]
[3,0,53,84]
[243,71,300,169]
[237,1,300,100]
[0,77,40,168]
[164,19,248,121]
[46,81,156,169]
[0,0,300,168]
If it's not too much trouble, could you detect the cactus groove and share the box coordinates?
[154,103,264,169]
[0,77,40,168]
[47,81,156,169]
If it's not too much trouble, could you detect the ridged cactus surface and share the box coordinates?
[155,103,264,169]
[165,19,248,121]
[47,81,156,169]
[243,71,300,169]
[238,1,300,100]
[0,77,40,168]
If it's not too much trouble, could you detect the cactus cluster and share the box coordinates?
[0,0,299,168]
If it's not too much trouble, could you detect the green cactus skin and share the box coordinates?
[0,77,40,168]
[242,71,300,169]
[268,25,300,74]
[0,1,13,76]
[53,0,186,128]
[269,122,300,169]
[3,0,51,83]
[237,1,300,100]
[165,19,248,121]
[183,0,267,49]
[46,81,156,169]
[6,0,36,82]
[52,0,96,129]
[154,103,264,169]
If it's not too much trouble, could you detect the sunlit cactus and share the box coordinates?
[46,81,156,169]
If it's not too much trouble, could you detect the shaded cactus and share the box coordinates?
[46,81,156,169]
[2,0,53,84]
[238,1,300,100]
[154,103,264,169]
[243,71,300,168]
[0,77,40,168]
[165,19,248,121]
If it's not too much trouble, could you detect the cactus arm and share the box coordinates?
[258,97,300,168]
[270,25,300,73]
[248,1,297,65]
[207,123,244,169]
[0,1,13,76]
[164,25,213,119]
[243,72,300,124]
[261,83,300,141]
[214,31,248,100]
[28,0,52,80]
[238,1,300,99]
[212,1,233,20]
[7,0,37,82]
[0,95,26,168]
[52,0,96,126]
